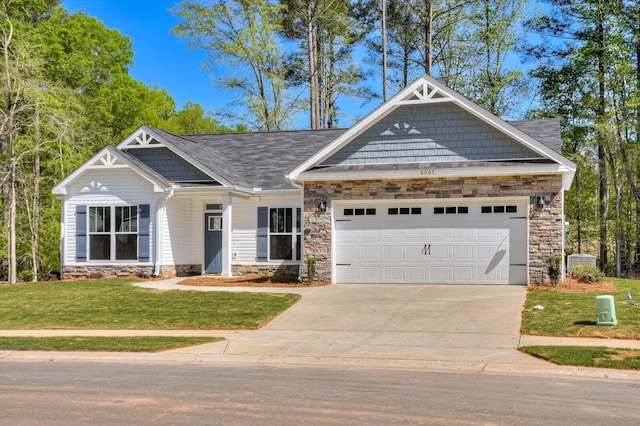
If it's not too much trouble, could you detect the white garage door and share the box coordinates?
[334,200,527,284]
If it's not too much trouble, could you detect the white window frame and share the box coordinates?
[268,207,301,261]
[88,205,139,261]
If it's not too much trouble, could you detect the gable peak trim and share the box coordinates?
[400,79,453,105]
[119,127,164,149]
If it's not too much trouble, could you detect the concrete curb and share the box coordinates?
[2,349,639,382]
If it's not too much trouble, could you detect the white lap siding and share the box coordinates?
[231,193,300,264]
[63,168,160,265]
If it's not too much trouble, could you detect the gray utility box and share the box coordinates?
[595,295,618,326]
[567,254,597,274]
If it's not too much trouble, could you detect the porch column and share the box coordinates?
[222,195,233,277]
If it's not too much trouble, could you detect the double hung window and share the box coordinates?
[88,206,138,261]
[269,208,301,260]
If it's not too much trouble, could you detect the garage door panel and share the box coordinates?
[429,267,450,281]
[383,267,404,281]
[430,245,450,260]
[336,245,361,261]
[334,200,527,284]
[360,246,382,260]
[405,267,427,280]
[361,229,384,240]
[361,266,382,280]
[452,245,473,260]
[452,267,473,281]
[383,245,404,260]
[450,228,473,239]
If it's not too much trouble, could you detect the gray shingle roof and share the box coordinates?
[509,119,562,153]
[152,127,346,190]
[133,119,559,191]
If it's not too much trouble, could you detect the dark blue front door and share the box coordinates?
[204,213,222,273]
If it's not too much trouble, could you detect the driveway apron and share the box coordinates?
[221,284,540,365]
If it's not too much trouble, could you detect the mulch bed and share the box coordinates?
[530,278,617,293]
[177,275,329,288]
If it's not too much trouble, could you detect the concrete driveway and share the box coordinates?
[212,283,544,366]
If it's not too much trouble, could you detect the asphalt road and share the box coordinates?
[1,361,639,425]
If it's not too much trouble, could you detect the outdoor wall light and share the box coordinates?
[535,194,546,209]
[318,198,327,212]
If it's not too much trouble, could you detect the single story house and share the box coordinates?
[53,75,576,285]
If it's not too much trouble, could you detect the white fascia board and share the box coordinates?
[289,74,577,180]
[297,163,574,184]
[52,147,170,195]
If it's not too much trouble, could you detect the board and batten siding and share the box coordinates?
[63,168,161,265]
[230,193,300,264]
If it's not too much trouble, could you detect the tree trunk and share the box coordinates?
[381,0,387,101]
[424,0,432,75]
[307,1,320,130]
[596,9,609,274]
[32,104,41,281]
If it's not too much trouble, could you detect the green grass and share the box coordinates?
[522,278,640,339]
[0,336,222,352]
[0,279,300,330]
[520,346,640,370]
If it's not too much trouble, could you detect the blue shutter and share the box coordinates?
[138,204,150,262]
[257,207,268,261]
[75,205,87,262]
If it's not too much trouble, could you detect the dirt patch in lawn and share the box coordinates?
[530,278,617,293]
[177,275,329,288]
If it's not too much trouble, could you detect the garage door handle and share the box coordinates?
[423,244,430,255]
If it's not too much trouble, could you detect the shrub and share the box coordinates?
[546,256,562,285]
[307,256,316,284]
[571,264,605,284]
[18,270,35,282]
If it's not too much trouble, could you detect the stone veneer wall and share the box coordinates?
[62,264,201,279]
[232,264,300,280]
[304,174,564,285]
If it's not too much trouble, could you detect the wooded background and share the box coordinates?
[2,0,639,283]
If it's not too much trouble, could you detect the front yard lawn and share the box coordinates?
[521,278,640,339]
[520,346,640,370]
[0,279,300,330]
[0,336,222,352]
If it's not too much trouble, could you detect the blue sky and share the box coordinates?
[61,0,377,128]
[62,0,228,120]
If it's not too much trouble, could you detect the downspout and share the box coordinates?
[153,190,174,277]
[290,179,305,282]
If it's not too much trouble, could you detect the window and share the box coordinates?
[355,208,365,216]
[89,206,138,261]
[366,208,376,216]
[390,207,421,215]
[482,205,518,214]
[435,206,468,215]
[269,208,301,260]
[344,209,354,216]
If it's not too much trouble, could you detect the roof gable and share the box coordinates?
[321,103,544,166]
[52,147,169,195]
[119,126,236,188]
[288,75,576,180]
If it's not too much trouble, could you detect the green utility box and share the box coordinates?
[595,295,617,326]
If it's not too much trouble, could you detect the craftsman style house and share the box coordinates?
[53,75,575,285]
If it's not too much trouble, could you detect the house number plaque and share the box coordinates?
[419,169,435,176]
